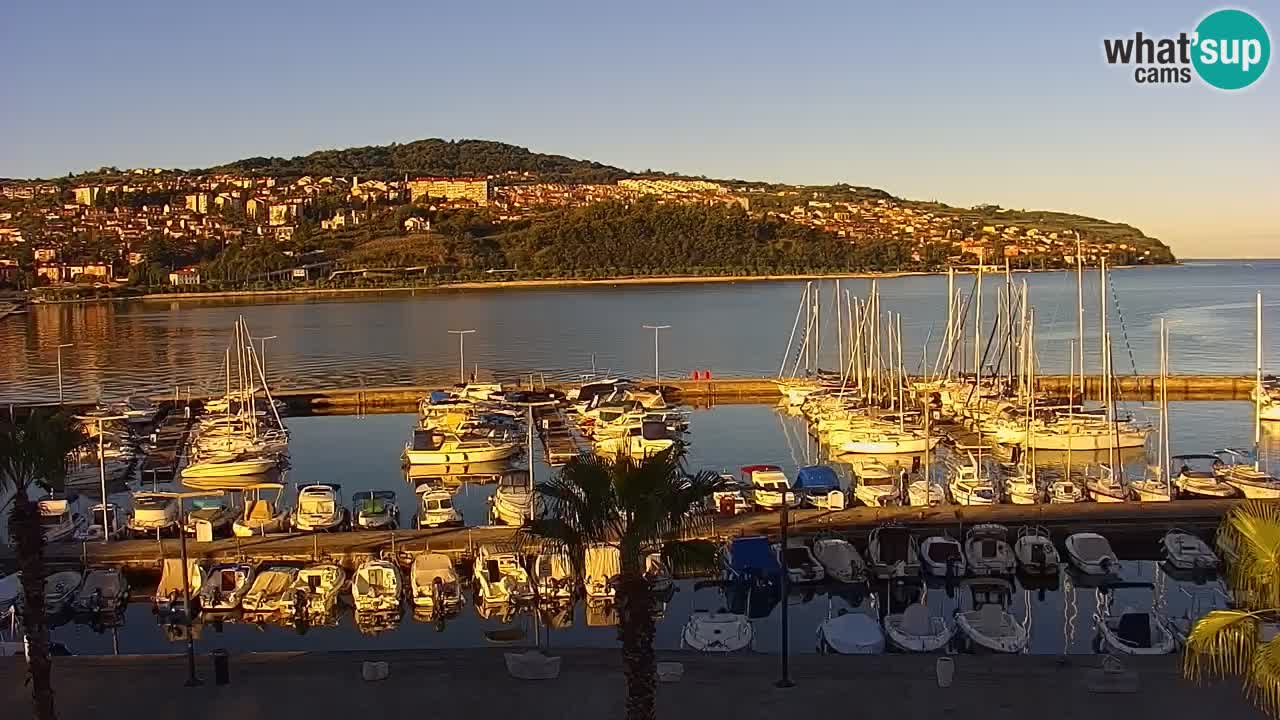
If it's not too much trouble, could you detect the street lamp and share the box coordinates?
[56,343,73,405]
[776,487,794,689]
[148,489,223,686]
[642,324,670,386]
[448,329,476,385]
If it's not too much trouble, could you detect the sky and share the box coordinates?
[1,1,1276,257]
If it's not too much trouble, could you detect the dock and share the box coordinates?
[139,410,193,487]
[1,497,1245,574]
[535,405,584,465]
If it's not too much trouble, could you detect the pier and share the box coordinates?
[534,405,584,465]
[139,410,193,487]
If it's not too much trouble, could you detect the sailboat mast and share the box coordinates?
[1075,232,1085,401]
[813,282,821,373]
[896,313,905,430]
[1161,318,1171,496]
[1257,291,1264,470]
[973,265,983,381]
[779,282,809,379]
[835,279,843,374]
[945,267,955,380]
[1099,255,1108,400]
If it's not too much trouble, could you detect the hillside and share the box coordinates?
[210,138,633,183]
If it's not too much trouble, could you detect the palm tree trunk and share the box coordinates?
[616,571,657,720]
[11,494,57,720]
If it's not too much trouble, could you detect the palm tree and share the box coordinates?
[531,446,725,720]
[0,410,88,720]
[1184,500,1280,716]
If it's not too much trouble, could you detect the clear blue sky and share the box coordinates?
[2,1,1276,257]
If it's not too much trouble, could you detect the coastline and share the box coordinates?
[21,263,1169,306]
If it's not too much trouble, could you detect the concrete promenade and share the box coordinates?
[0,649,1260,719]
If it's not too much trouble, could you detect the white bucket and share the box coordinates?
[935,657,955,688]
[361,661,390,681]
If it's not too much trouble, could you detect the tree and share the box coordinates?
[531,446,724,720]
[1184,500,1280,716]
[0,411,88,720]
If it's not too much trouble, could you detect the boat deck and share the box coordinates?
[535,405,584,465]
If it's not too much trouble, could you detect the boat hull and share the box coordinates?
[403,445,518,465]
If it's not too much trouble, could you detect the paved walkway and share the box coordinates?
[0,649,1261,719]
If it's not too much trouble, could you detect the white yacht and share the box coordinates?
[352,559,402,613]
[232,483,288,537]
[1173,454,1239,498]
[286,563,347,618]
[352,490,399,530]
[241,566,300,613]
[36,497,85,543]
[1214,449,1280,498]
[127,493,179,537]
[403,427,519,465]
[742,465,799,510]
[1084,464,1129,503]
[867,524,921,579]
[490,471,532,526]
[818,602,885,655]
[473,545,534,605]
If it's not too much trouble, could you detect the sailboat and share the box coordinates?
[1131,318,1174,502]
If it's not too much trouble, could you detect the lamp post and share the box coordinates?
[92,414,128,541]
[776,487,794,689]
[448,329,476,385]
[150,489,223,686]
[56,343,73,405]
[642,324,670,387]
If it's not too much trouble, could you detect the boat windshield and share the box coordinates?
[39,513,68,527]
[300,498,334,515]
[427,497,452,510]
[782,548,811,567]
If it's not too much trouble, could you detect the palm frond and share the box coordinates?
[1247,634,1280,717]
[1219,502,1280,610]
[1184,610,1260,683]
[660,539,720,578]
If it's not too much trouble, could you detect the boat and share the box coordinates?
[682,581,753,652]
[290,484,348,532]
[919,534,965,578]
[793,465,845,510]
[72,567,128,614]
[35,497,86,543]
[947,455,998,506]
[723,535,782,586]
[742,465,799,510]
[964,524,1016,576]
[1128,466,1174,502]
[241,566,300,612]
[853,460,900,507]
[127,492,180,537]
[154,558,205,614]
[490,470,532,526]
[1013,525,1059,576]
[1002,466,1040,504]
[351,559,402,613]
[838,427,938,455]
[473,544,535,605]
[403,427,519,465]
[1213,449,1280,499]
[120,395,160,425]
[709,473,751,515]
[79,503,128,541]
[231,483,288,537]
[285,563,347,618]
[774,540,825,584]
[1172,454,1239,498]
[0,573,19,614]
[907,479,945,507]
[954,579,1027,653]
[1096,603,1178,655]
[1065,532,1118,576]
[867,524,921,579]
[1046,476,1087,503]
[44,570,83,614]
[585,544,621,599]
[409,552,464,609]
[533,552,576,601]
[415,487,463,528]
[592,420,675,459]
[1084,464,1129,503]
[180,453,278,480]
[812,538,867,584]
[883,580,953,653]
[183,498,238,538]
[1162,530,1219,572]
[197,563,255,611]
[818,602,885,654]
[352,490,400,530]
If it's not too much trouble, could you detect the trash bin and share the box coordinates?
[210,649,230,685]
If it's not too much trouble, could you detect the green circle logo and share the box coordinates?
[1193,9,1270,90]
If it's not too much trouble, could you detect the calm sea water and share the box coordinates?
[3,260,1280,404]
[32,402,1276,657]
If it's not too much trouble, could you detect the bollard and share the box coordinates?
[211,649,230,685]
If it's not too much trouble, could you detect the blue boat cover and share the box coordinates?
[794,465,840,491]
[728,536,781,578]
[429,390,452,404]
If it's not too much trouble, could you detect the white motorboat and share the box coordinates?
[883,582,953,653]
[183,498,237,538]
[585,544,621,599]
[197,563,255,611]
[1162,530,1219,572]
[241,566,300,613]
[1047,477,1087,503]
[352,490,400,530]
[793,465,845,510]
[1026,419,1149,451]
[838,426,937,455]
[1013,525,1059,576]
[36,497,85,543]
[818,603,885,654]
[592,420,675,459]
[352,559,402,613]
[1097,608,1178,655]
[853,474,900,507]
[285,563,347,618]
[867,524,921,580]
[742,465,800,510]
[1002,466,1040,504]
[682,581,753,652]
[44,570,83,614]
[1172,454,1239,498]
[403,427,519,465]
[812,538,867,584]
[154,558,205,613]
[709,473,751,515]
[947,456,998,506]
[1214,448,1280,498]
[0,573,19,614]
[415,487,462,528]
[1065,532,1118,576]
[490,471,532,526]
[1084,464,1129,503]
[774,540,825,584]
[964,524,1016,576]
[533,552,576,601]
[232,483,288,537]
[127,492,180,536]
[290,484,348,532]
[79,503,128,542]
[908,480,944,507]
[181,454,278,480]
[409,552,464,609]
[919,535,965,578]
[473,545,535,605]
[954,579,1028,653]
[72,567,128,614]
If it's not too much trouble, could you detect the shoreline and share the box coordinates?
[26,263,1168,306]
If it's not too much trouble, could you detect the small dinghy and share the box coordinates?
[794,465,846,510]
[1013,525,1060,576]
[154,558,205,614]
[1065,532,1118,576]
[1162,530,1219,572]
[232,483,288,537]
[774,540,825,584]
[955,579,1027,654]
[812,538,866,584]
[883,580,953,653]
[352,490,399,530]
[1097,608,1178,655]
[682,581,753,652]
[352,559,402,613]
[474,544,535,605]
[409,552,464,609]
[241,566,299,613]
[286,563,347,618]
[818,602,885,655]
[198,563,255,611]
[919,535,965,578]
[533,552,576,601]
[72,567,129,614]
[585,544,621,600]
[44,570,84,614]
[868,524,921,580]
[964,524,1016,576]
